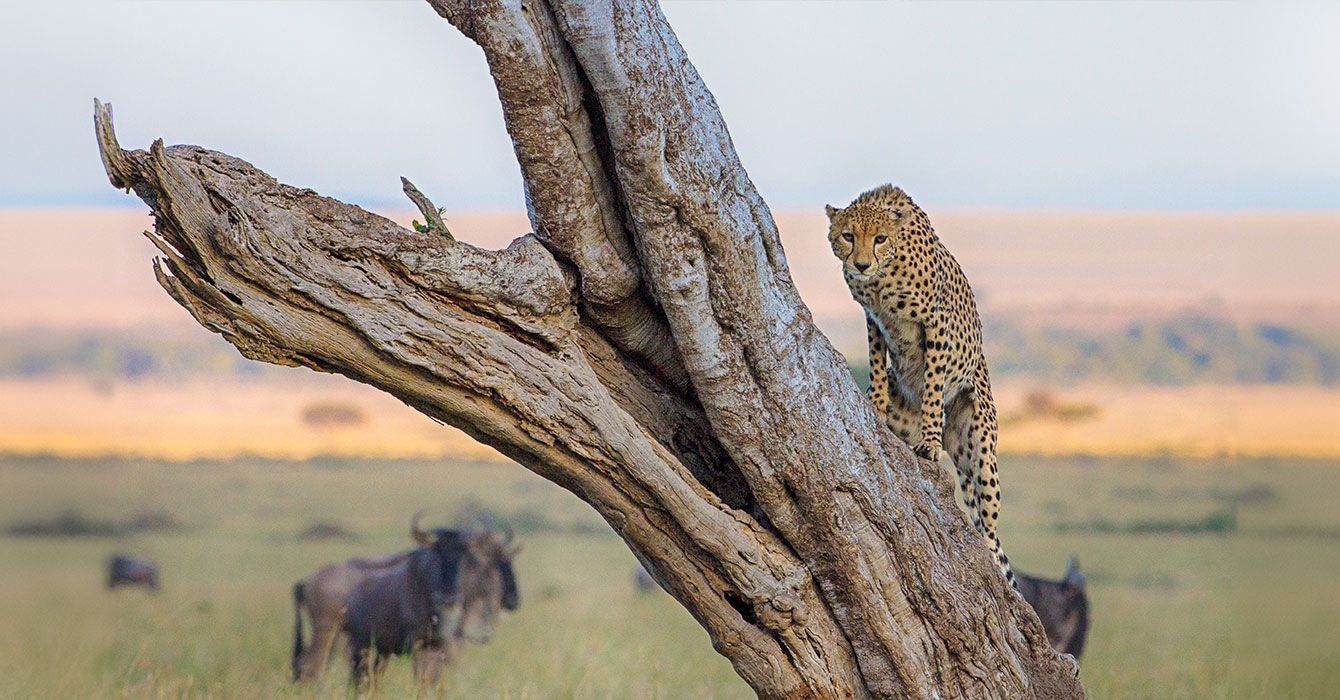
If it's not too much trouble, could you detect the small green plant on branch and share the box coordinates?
[413,207,452,238]
[401,177,454,240]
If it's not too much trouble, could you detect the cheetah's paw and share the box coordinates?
[912,443,940,460]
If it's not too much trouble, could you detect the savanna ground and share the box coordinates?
[6,376,1340,461]
[1,453,1338,699]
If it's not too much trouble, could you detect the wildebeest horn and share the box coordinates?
[496,522,520,557]
[1063,554,1084,586]
[410,510,434,546]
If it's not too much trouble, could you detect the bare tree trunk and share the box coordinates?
[92,0,1084,697]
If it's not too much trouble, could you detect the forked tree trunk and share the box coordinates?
[92,0,1084,697]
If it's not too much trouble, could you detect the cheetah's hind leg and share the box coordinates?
[944,387,1015,588]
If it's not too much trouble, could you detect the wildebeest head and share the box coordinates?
[1056,556,1089,657]
[410,515,521,644]
[1017,555,1090,660]
[1060,556,1087,604]
[1056,556,1087,616]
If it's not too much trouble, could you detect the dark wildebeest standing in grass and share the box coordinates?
[291,516,519,685]
[343,523,519,686]
[106,554,159,591]
[1015,556,1090,660]
[291,550,408,681]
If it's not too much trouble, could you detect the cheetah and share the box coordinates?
[826,184,1014,586]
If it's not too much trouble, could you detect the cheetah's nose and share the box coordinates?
[854,262,871,272]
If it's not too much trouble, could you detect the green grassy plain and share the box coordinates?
[1,453,1337,699]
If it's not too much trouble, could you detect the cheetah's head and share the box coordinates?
[825,203,906,280]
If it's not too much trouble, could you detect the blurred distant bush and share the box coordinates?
[453,497,511,532]
[1001,389,1102,427]
[123,510,186,533]
[299,402,367,428]
[453,497,608,536]
[508,506,555,534]
[1054,508,1238,535]
[297,521,358,541]
[1111,485,1158,501]
[7,510,121,537]
[1211,483,1278,506]
[7,508,186,537]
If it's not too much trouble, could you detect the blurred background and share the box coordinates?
[1,1,1337,698]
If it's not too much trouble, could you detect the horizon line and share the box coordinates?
[3,202,1339,217]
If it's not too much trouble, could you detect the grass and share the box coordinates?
[1,453,1338,698]
[8,374,1340,462]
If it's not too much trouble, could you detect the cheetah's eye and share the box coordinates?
[841,233,854,242]
[874,235,888,244]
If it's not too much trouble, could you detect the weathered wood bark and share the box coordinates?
[92,1,1084,697]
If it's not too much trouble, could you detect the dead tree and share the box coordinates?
[92,0,1084,697]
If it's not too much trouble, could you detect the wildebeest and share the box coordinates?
[106,554,159,591]
[291,515,519,685]
[291,550,409,681]
[344,521,519,686]
[1016,556,1090,660]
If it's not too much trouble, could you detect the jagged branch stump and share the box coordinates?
[91,0,1084,697]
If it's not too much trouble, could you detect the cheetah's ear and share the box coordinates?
[824,204,839,221]
[889,208,907,220]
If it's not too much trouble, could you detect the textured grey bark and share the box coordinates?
[92,1,1085,697]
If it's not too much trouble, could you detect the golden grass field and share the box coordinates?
[0,377,495,462]
[3,375,1340,461]
[1,453,1338,699]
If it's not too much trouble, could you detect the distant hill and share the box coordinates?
[5,311,1339,387]
[0,328,278,382]
[984,313,1340,386]
[4,207,1338,386]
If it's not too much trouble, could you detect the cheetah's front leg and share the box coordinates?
[865,316,890,413]
[914,315,948,460]
[866,316,921,444]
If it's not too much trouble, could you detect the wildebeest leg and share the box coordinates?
[291,583,307,682]
[348,644,372,689]
[295,608,338,681]
[350,647,388,690]
[413,639,456,687]
[318,610,345,680]
[370,653,389,690]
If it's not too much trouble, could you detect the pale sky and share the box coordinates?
[1,1,1336,211]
